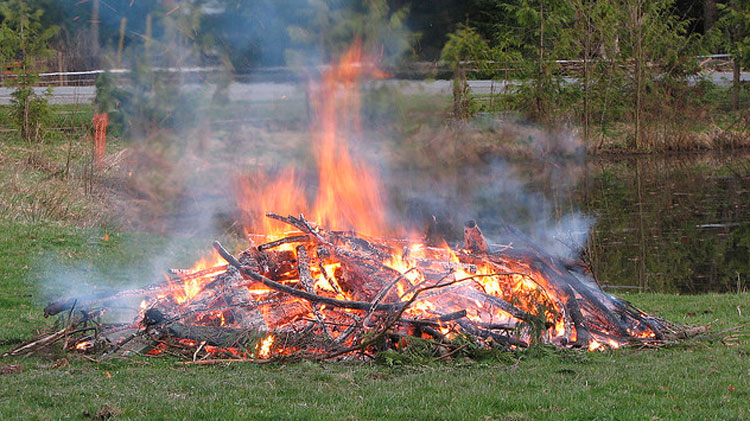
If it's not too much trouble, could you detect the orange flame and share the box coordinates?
[235,169,309,240]
[235,39,391,239]
[310,39,389,236]
[256,334,275,358]
[171,251,225,305]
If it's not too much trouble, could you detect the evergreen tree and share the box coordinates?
[713,1,750,110]
[0,0,58,143]
[440,25,494,120]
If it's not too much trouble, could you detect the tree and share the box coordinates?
[491,0,578,122]
[565,0,631,143]
[0,0,58,144]
[714,1,750,110]
[617,0,696,149]
[440,25,494,120]
[100,2,216,139]
[284,0,412,67]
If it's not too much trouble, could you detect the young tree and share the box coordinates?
[566,0,631,144]
[440,25,493,120]
[618,0,695,149]
[284,0,412,67]
[715,1,750,110]
[509,0,575,118]
[0,0,58,144]
[105,2,214,139]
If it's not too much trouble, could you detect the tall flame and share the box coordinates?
[235,39,391,239]
[310,39,389,236]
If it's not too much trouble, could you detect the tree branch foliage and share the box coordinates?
[0,0,58,143]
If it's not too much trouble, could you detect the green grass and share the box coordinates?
[0,116,119,226]
[2,341,747,420]
[0,219,236,349]
[0,220,748,420]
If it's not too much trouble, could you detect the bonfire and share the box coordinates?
[4,42,690,363]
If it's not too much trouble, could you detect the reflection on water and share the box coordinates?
[583,152,750,293]
[387,151,750,294]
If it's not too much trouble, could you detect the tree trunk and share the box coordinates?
[453,65,461,118]
[733,58,740,111]
[703,0,717,33]
[582,1,591,144]
[632,0,643,150]
[145,13,153,57]
[537,0,545,120]
[91,0,100,67]
[452,64,469,120]
[117,18,127,68]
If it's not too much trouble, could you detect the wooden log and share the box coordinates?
[265,213,310,234]
[398,310,467,328]
[166,324,260,347]
[455,319,527,348]
[464,220,489,253]
[479,322,517,331]
[327,233,392,261]
[460,289,539,324]
[439,309,468,321]
[44,292,116,317]
[216,288,270,331]
[167,265,228,280]
[258,235,310,251]
[44,263,229,318]
[267,250,298,279]
[338,258,402,302]
[296,245,330,336]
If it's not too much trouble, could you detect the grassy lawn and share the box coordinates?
[0,220,748,420]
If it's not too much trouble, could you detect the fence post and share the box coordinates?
[92,113,109,168]
[57,51,64,86]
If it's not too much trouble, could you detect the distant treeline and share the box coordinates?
[1,0,743,68]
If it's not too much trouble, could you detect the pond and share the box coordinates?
[583,152,750,294]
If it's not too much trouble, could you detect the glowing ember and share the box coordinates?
[256,335,275,358]
[74,341,94,351]
[588,339,602,351]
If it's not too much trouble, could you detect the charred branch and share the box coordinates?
[258,235,310,251]
[464,220,489,253]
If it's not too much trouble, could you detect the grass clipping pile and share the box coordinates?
[6,214,701,364]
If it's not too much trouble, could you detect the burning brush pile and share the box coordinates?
[8,214,682,362]
[4,43,687,363]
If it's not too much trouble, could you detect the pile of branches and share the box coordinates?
[4,214,693,364]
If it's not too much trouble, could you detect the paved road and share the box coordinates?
[1,72,747,105]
